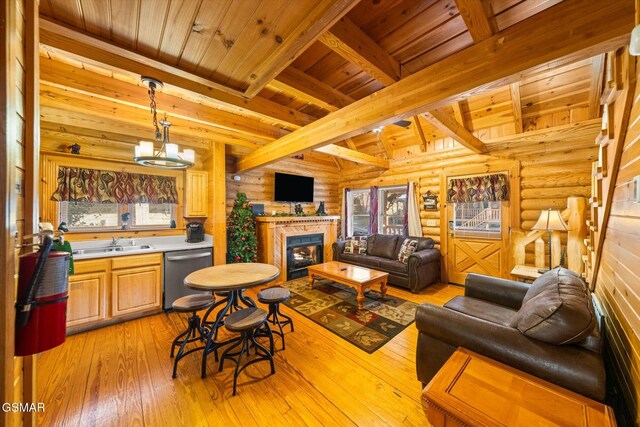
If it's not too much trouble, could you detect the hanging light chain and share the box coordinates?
[148,82,162,141]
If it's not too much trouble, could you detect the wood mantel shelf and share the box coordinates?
[255,216,339,283]
[255,216,340,223]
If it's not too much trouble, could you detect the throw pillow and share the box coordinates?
[397,238,418,264]
[510,268,596,345]
[344,236,368,254]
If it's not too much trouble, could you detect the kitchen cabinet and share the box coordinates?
[66,253,162,333]
[185,170,208,217]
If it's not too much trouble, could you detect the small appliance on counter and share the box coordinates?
[186,222,204,243]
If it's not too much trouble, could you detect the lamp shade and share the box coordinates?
[531,209,569,231]
[631,24,640,56]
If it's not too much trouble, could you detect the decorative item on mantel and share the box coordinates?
[294,204,304,215]
[133,77,195,170]
[68,143,81,155]
[316,201,326,216]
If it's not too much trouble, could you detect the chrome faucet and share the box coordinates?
[111,235,123,247]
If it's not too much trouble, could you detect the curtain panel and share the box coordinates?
[447,173,509,203]
[342,188,350,238]
[51,166,179,204]
[406,182,422,237]
[369,186,379,234]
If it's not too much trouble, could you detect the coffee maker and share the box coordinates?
[186,222,204,243]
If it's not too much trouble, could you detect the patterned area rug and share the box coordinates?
[281,277,418,353]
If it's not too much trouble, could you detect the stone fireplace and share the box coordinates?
[255,216,339,283]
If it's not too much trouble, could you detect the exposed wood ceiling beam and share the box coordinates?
[378,129,394,158]
[269,67,355,112]
[314,144,389,169]
[589,54,606,119]
[40,58,288,141]
[412,116,429,152]
[243,0,360,98]
[451,102,466,126]
[484,119,602,148]
[237,0,632,172]
[455,0,497,43]
[510,83,524,133]
[331,156,344,170]
[422,109,486,153]
[319,17,401,86]
[39,18,316,129]
[345,138,358,150]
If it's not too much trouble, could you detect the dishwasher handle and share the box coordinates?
[166,252,212,261]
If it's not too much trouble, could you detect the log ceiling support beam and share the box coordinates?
[589,53,606,119]
[510,83,524,133]
[412,116,429,152]
[345,138,358,151]
[378,129,394,158]
[269,66,355,112]
[422,109,486,153]
[243,0,360,98]
[39,18,316,129]
[237,0,632,172]
[319,16,401,86]
[314,144,389,169]
[455,0,497,43]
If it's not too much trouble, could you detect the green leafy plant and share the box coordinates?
[226,192,258,263]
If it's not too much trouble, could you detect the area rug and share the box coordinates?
[281,277,419,353]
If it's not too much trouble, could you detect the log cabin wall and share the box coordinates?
[226,156,341,218]
[593,56,640,424]
[338,121,598,267]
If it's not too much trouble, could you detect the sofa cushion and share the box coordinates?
[367,234,400,259]
[338,253,381,268]
[511,268,596,344]
[379,258,408,274]
[397,238,418,263]
[394,236,435,256]
[344,236,367,254]
[445,296,517,327]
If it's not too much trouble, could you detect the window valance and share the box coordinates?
[51,166,179,204]
[447,173,509,203]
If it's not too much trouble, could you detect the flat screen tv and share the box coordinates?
[274,172,314,203]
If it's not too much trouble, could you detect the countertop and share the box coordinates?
[69,235,213,260]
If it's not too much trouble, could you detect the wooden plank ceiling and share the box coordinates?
[38,0,631,171]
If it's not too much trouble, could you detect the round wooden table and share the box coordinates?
[183,263,280,378]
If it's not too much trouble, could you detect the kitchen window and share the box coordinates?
[58,201,176,231]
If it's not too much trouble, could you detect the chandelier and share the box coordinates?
[133,77,195,169]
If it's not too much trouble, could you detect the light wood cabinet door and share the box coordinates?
[67,272,107,327]
[185,170,208,217]
[111,265,162,317]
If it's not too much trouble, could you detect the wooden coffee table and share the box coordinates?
[307,261,388,310]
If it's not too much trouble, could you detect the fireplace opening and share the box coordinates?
[286,234,323,280]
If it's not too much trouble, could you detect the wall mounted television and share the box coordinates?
[274,172,314,203]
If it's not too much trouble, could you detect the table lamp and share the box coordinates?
[531,209,569,273]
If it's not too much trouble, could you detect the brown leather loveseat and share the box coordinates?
[415,268,605,402]
[332,233,440,293]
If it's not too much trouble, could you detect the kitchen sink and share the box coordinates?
[72,244,153,255]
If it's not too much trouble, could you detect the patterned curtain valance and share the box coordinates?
[51,167,179,204]
[447,173,509,203]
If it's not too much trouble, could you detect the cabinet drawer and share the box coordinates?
[73,258,109,274]
[111,253,162,270]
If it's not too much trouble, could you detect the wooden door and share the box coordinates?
[185,170,208,217]
[67,272,108,327]
[111,265,162,317]
[446,202,510,285]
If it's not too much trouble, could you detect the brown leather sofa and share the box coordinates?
[415,268,605,402]
[332,234,440,293]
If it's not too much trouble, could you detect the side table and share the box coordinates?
[422,348,616,426]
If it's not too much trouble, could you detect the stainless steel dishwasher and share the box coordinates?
[163,248,213,310]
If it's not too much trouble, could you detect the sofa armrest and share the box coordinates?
[415,303,605,401]
[408,248,440,265]
[464,273,529,310]
[332,240,346,261]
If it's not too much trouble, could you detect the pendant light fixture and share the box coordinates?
[134,77,195,169]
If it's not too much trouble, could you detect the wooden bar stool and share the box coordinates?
[257,287,294,351]
[170,293,215,379]
[218,307,275,396]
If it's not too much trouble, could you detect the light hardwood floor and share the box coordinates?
[37,283,463,426]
